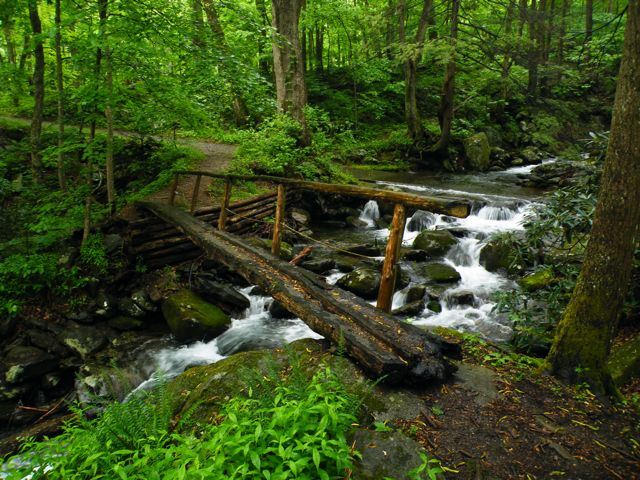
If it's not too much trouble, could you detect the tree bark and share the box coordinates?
[102,0,115,212]
[585,0,593,61]
[271,0,310,145]
[546,0,640,394]
[431,0,459,154]
[527,0,540,97]
[55,0,67,191]
[255,0,271,77]
[28,0,45,182]
[315,25,324,73]
[557,0,571,62]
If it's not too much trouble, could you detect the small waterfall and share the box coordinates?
[475,205,517,221]
[359,200,380,228]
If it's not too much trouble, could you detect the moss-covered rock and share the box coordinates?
[607,335,640,387]
[480,236,522,273]
[412,230,457,257]
[161,289,231,342]
[336,267,381,299]
[415,262,461,284]
[519,269,555,292]
[464,132,492,171]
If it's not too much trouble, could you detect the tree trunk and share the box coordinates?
[431,0,459,154]
[255,0,271,77]
[28,0,45,182]
[315,25,324,73]
[585,0,593,61]
[102,0,115,212]
[2,21,17,65]
[192,0,205,47]
[399,0,432,144]
[55,0,67,191]
[271,0,309,145]
[527,0,539,97]
[501,0,516,106]
[558,0,571,62]
[546,0,640,394]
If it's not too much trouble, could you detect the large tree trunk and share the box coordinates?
[271,0,309,145]
[546,0,640,394]
[55,0,67,191]
[431,0,459,154]
[28,0,45,183]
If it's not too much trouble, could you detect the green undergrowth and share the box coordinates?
[3,365,361,480]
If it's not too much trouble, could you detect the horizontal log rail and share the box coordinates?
[165,170,472,313]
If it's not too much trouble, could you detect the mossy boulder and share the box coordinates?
[464,132,492,171]
[480,236,522,273]
[607,335,640,387]
[336,267,381,299]
[415,263,461,284]
[161,289,231,342]
[412,229,457,257]
[519,269,555,292]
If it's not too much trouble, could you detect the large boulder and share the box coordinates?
[61,322,111,359]
[336,267,381,299]
[415,263,461,284]
[351,430,424,480]
[480,236,521,273]
[162,289,231,342]
[519,268,555,292]
[464,132,492,171]
[192,273,251,314]
[407,211,436,232]
[412,230,457,257]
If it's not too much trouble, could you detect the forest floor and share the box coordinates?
[385,333,640,480]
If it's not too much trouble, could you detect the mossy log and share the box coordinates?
[138,201,460,385]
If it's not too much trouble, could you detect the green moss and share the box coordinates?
[607,335,640,387]
[519,269,556,292]
[161,289,231,342]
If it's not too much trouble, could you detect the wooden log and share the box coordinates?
[172,171,471,217]
[190,174,202,214]
[138,201,459,384]
[132,237,195,255]
[168,174,179,205]
[146,249,203,268]
[272,184,286,256]
[377,203,406,312]
[218,180,232,231]
[142,241,200,260]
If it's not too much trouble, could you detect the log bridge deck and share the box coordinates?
[136,172,471,384]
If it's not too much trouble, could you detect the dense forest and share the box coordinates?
[0,0,639,478]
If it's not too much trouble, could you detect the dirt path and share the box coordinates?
[145,140,237,209]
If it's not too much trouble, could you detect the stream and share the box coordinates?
[124,161,550,390]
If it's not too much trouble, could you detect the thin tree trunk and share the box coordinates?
[431,0,460,154]
[271,0,309,145]
[501,0,516,106]
[558,0,571,62]
[102,0,115,212]
[255,0,271,76]
[547,0,640,394]
[2,22,17,65]
[192,0,204,47]
[585,0,593,61]
[28,0,45,182]
[527,0,540,97]
[315,25,324,73]
[55,0,67,191]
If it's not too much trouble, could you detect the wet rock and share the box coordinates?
[526,160,588,188]
[447,290,475,306]
[131,290,157,312]
[392,301,424,316]
[336,267,381,299]
[607,334,640,387]
[464,132,492,171]
[25,329,70,357]
[412,230,457,257]
[3,346,58,384]
[108,316,145,331]
[0,378,33,401]
[404,285,426,304]
[65,310,95,325]
[162,289,231,342]
[346,215,369,229]
[426,300,442,313]
[351,430,424,480]
[346,244,384,257]
[300,258,337,274]
[94,292,118,318]
[193,274,251,314]
[480,237,519,273]
[519,268,555,292]
[416,263,461,284]
[407,210,436,232]
[269,301,296,319]
[402,249,428,261]
[521,146,544,164]
[61,322,111,359]
[118,298,146,318]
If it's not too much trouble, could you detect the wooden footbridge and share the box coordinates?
[134,172,471,384]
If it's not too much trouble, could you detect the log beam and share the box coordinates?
[377,203,406,312]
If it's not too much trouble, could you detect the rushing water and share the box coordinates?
[131,162,548,388]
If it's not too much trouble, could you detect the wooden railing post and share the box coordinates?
[168,174,179,205]
[190,174,202,214]
[377,203,406,313]
[271,184,286,257]
[217,179,232,231]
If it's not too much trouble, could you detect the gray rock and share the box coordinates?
[352,430,425,480]
[118,298,147,318]
[269,301,296,319]
[131,290,157,312]
[392,301,424,316]
[3,346,58,384]
[412,230,457,257]
[107,316,145,331]
[407,210,436,232]
[300,258,337,274]
[94,292,118,318]
[61,322,110,359]
[193,274,251,313]
[25,329,70,357]
[415,263,461,284]
[521,146,544,164]
[66,310,95,324]
[447,290,475,306]
[290,208,311,225]
[103,233,124,254]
